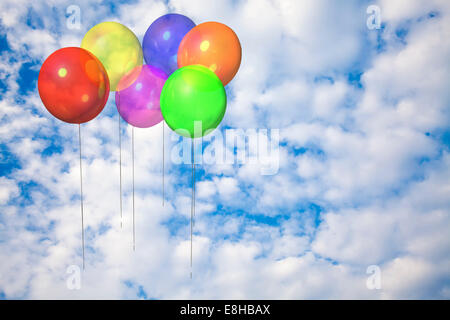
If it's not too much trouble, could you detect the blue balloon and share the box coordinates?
[142,14,195,76]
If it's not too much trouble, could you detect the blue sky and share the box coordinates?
[0,0,449,299]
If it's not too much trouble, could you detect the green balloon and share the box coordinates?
[160,65,227,138]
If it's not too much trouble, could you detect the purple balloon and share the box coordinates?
[142,13,195,76]
[115,65,168,128]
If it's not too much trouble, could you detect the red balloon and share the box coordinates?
[38,47,110,124]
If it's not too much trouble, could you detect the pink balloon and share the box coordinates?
[115,65,168,128]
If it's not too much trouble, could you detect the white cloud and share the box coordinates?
[0,177,18,205]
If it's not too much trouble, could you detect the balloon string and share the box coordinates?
[193,150,196,224]
[78,124,85,271]
[119,114,123,229]
[132,127,135,251]
[162,122,165,207]
[190,139,195,279]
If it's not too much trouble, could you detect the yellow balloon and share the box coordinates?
[81,21,143,91]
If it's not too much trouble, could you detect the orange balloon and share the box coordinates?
[177,22,241,86]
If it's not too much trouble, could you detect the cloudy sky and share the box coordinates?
[0,0,449,299]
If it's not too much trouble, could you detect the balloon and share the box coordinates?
[177,22,241,86]
[115,65,167,128]
[81,21,143,91]
[38,47,110,124]
[143,14,195,76]
[160,65,226,138]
